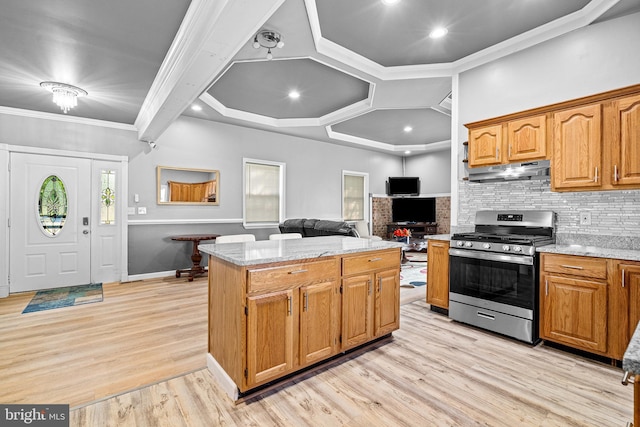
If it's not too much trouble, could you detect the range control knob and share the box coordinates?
[502,245,510,251]
[513,246,522,252]
[482,243,491,249]
[464,241,473,248]
[457,241,464,247]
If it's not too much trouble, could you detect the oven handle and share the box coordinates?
[449,248,534,266]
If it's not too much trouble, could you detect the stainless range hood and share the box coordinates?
[467,160,550,183]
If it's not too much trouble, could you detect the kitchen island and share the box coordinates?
[199,236,403,401]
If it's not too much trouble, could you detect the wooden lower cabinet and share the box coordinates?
[208,248,401,397]
[540,253,640,360]
[426,239,450,310]
[246,289,295,386]
[341,267,400,350]
[540,273,608,353]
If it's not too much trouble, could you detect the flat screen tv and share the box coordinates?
[392,197,436,223]
[387,177,420,196]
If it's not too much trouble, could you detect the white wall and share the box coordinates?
[404,148,451,195]
[453,11,640,235]
[0,145,8,296]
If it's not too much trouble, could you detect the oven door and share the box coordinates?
[448,248,537,312]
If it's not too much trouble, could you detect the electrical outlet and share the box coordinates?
[579,211,591,225]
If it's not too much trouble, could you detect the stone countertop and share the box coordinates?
[424,234,450,241]
[537,244,640,262]
[623,321,640,375]
[199,236,404,266]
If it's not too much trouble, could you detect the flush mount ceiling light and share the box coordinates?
[288,90,300,99]
[253,29,284,60]
[382,0,401,5]
[403,126,413,132]
[191,104,202,111]
[429,27,448,39]
[40,81,87,114]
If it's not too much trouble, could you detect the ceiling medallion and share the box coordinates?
[40,81,88,114]
[253,29,284,60]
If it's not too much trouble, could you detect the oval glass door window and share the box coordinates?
[38,175,68,236]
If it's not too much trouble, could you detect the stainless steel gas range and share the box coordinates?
[448,210,555,344]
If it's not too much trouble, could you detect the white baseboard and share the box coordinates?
[207,353,239,401]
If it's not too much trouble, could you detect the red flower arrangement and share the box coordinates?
[393,228,411,238]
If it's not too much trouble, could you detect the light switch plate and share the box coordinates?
[137,207,147,215]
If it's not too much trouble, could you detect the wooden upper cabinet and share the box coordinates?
[468,124,503,167]
[611,94,640,186]
[552,104,602,190]
[506,115,547,162]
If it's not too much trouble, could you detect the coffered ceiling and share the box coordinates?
[1,0,638,156]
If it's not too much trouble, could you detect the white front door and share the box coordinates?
[10,153,91,292]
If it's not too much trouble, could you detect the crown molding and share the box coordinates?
[0,106,136,131]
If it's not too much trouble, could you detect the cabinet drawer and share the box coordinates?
[542,254,607,280]
[247,258,339,293]
[342,250,400,276]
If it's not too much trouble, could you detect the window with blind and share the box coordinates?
[243,159,285,227]
[342,171,368,221]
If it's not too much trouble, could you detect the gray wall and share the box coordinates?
[404,148,451,195]
[128,116,404,274]
[455,11,640,243]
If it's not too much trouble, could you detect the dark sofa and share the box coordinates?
[279,218,358,237]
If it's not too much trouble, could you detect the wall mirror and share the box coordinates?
[157,166,220,205]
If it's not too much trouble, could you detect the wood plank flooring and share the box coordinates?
[1,277,633,426]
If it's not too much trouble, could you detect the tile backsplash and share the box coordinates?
[458,180,640,249]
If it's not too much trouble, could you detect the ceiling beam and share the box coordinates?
[135,0,285,143]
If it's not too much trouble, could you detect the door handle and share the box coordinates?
[83,230,89,235]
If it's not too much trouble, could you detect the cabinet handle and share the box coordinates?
[287,296,292,316]
[594,166,599,183]
[508,145,512,159]
[560,264,584,270]
[614,165,619,182]
[288,269,308,274]
[622,371,635,385]
[303,292,308,312]
[368,257,382,262]
[378,277,382,293]
[368,280,372,295]
[545,279,548,296]
[496,147,500,159]
[622,269,626,288]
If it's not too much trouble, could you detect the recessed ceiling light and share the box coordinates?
[403,126,413,133]
[429,27,448,39]
[191,104,202,111]
[288,90,300,100]
[382,0,401,5]
[404,150,411,155]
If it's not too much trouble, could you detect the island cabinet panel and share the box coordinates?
[552,104,603,191]
[611,93,640,187]
[374,269,400,336]
[246,289,295,387]
[341,274,374,349]
[468,124,503,167]
[506,114,547,162]
[299,280,340,366]
[426,239,450,310]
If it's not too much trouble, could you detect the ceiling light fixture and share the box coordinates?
[40,81,88,114]
[253,29,284,60]
[403,126,413,132]
[382,0,401,5]
[429,27,448,39]
[191,104,202,111]
[288,90,300,99]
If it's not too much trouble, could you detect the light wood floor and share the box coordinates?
[1,277,633,426]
